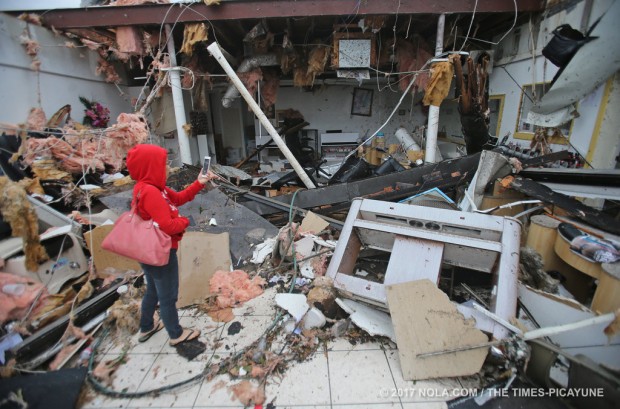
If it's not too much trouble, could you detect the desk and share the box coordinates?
[527,215,620,313]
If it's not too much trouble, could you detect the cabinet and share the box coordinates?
[320,132,359,161]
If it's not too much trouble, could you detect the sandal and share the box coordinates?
[138,320,164,343]
[169,328,200,346]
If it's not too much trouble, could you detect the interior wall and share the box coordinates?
[0,13,136,127]
[271,83,427,146]
[487,0,616,167]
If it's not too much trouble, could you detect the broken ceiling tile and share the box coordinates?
[275,293,309,322]
[386,279,488,381]
[292,236,315,260]
[299,260,315,279]
[250,237,276,264]
[335,298,396,342]
[178,232,232,308]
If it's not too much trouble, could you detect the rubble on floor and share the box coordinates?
[1,127,619,409]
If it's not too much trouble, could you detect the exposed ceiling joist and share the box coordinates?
[39,0,543,29]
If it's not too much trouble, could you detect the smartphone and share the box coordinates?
[202,156,211,176]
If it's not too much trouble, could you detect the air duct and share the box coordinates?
[221,54,279,108]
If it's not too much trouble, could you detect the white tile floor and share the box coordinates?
[80,288,478,409]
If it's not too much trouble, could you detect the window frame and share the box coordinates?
[514,82,573,144]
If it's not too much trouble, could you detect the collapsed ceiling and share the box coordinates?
[15,0,542,86]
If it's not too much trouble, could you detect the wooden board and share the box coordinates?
[384,236,443,285]
[386,279,488,380]
[480,196,525,217]
[83,225,141,273]
[177,232,232,308]
[526,215,592,302]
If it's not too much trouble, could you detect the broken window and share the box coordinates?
[488,94,505,136]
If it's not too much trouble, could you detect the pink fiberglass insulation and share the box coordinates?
[397,39,432,93]
[23,137,105,174]
[209,270,266,309]
[104,113,149,172]
[26,108,47,131]
[0,272,47,323]
[238,68,263,102]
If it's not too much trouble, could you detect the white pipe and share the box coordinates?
[523,311,617,341]
[165,25,193,165]
[473,302,523,337]
[207,42,316,189]
[394,127,421,151]
[425,13,446,164]
[221,54,279,107]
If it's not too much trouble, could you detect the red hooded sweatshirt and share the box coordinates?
[125,144,204,249]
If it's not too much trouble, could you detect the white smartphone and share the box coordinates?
[202,156,211,176]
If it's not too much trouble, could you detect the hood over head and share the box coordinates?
[126,144,167,189]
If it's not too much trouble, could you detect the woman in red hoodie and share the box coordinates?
[126,144,214,346]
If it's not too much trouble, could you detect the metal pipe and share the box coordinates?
[221,54,279,107]
[165,24,193,165]
[207,42,316,189]
[425,13,446,164]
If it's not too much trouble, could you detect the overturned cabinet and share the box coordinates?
[326,198,520,339]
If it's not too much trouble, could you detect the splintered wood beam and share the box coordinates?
[65,28,116,46]
[39,1,544,29]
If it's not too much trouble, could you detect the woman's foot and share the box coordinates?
[169,328,200,346]
[138,319,164,343]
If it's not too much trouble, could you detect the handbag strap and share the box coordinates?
[130,190,142,215]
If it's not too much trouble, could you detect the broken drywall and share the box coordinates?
[386,279,488,380]
[177,232,232,308]
[336,298,396,342]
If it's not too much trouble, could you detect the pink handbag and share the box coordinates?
[101,192,171,266]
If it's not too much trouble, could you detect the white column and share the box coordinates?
[165,24,193,165]
[207,42,316,189]
[425,13,446,164]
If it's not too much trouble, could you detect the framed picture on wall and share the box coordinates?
[351,88,373,116]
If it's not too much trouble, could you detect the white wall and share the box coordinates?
[272,83,427,146]
[487,0,617,167]
[0,13,137,128]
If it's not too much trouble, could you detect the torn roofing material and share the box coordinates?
[510,176,620,235]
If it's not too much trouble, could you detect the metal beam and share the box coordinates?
[39,0,544,29]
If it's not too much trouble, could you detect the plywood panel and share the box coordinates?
[177,232,232,307]
[386,279,488,380]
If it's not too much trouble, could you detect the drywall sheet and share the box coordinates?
[178,231,232,307]
[386,279,488,380]
[83,225,141,273]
